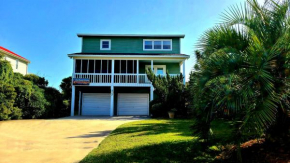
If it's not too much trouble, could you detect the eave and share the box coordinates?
[67,54,190,60]
[0,48,30,64]
[77,34,185,38]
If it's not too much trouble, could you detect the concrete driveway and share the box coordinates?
[0,116,145,163]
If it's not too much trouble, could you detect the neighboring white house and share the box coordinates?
[0,46,30,75]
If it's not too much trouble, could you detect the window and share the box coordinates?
[75,60,81,73]
[88,60,94,73]
[154,41,162,49]
[100,39,111,50]
[16,60,19,69]
[143,39,172,50]
[81,60,88,73]
[163,41,171,49]
[145,65,166,75]
[114,60,137,74]
[157,68,164,75]
[144,41,153,49]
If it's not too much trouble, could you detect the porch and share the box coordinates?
[73,59,186,86]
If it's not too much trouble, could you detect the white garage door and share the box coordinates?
[82,93,111,115]
[118,93,149,116]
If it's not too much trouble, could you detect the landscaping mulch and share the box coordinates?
[216,139,290,163]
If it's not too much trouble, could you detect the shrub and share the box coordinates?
[146,69,188,117]
[150,102,164,117]
[0,81,22,120]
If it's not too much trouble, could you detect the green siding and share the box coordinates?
[82,37,180,54]
[139,62,180,74]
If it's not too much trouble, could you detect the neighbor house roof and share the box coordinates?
[0,46,30,63]
[77,34,185,38]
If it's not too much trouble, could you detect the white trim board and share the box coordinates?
[68,55,189,60]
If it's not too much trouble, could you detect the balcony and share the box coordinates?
[74,73,179,86]
[73,59,185,86]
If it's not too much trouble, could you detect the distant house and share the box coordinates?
[68,34,190,116]
[0,46,30,75]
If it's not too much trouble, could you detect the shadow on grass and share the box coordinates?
[80,140,217,163]
[110,119,193,137]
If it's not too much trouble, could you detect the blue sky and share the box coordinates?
[0,0,246,89]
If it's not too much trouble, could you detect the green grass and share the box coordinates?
[80,119,232,163]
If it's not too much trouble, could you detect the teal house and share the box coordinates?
[68,34,189,116]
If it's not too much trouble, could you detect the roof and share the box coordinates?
[68,53,190,58]
[77,34,185,38]
[0,46,30,63]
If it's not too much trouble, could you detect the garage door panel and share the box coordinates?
[118,93,149,116]
[82,93,111,116]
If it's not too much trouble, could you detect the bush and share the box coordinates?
[0,81,22,120]
[21,85,48,119]
[0,54,70,120]
[42,87,65,118]
[150,102,165,117]
[146,69,189,117]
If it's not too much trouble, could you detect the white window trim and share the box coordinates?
[145,65,166,75]
[100,39,111,50]
[143,39,172,51]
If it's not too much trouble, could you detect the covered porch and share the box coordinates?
[73,59,186,86]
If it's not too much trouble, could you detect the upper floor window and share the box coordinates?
[100,39,111,50]
[143,39,172,51]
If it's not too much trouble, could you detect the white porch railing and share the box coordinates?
[75,73,112,83]
[74,73,180,84]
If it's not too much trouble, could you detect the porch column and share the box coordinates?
[110,86,114,116]
[111,59,114,84]
[78,91,81,116]
[71,58,76,116]
[137,60,139,83]
[150,60,154,101]
[71,85,75,116]
[183,60,186,85]
[150,86,154,101]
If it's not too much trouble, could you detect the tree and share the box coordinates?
[60,76,72,100]
[59,76,72,116]
[0,54,14,82]
[190,0,290,159]
[42,87,64,118]
[20,85,48,119]
[0,55,22,120]
[146,69,187,117]
[0,81,22,120]
[24,74,48,87]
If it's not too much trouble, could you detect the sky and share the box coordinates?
[0,0,254,89]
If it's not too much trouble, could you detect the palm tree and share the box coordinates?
[191,0,290,154]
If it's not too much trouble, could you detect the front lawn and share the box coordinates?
[80,119,227,163]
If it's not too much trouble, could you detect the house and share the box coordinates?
[0,46,30,75]
[68,34,190,116]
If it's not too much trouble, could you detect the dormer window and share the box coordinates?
[100,39,111,50]
[143,39,172,51]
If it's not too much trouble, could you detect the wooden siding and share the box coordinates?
[82,37,180,54]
